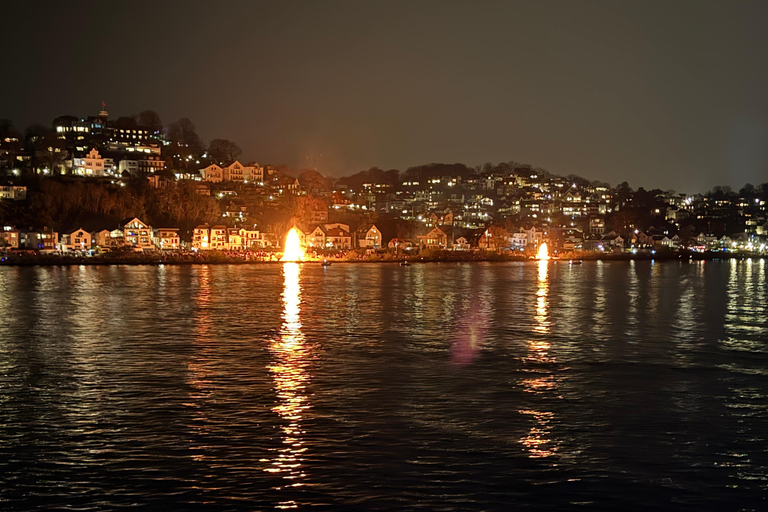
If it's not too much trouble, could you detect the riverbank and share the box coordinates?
[1,250,765,266]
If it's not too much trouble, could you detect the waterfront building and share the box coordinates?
[355,224,383,249]
[122,218,153,249]
[418,226,449,249]
[210,225,228,250]
[227,228,243,249]
[153,228,180,250]
[192,225,210,250]
[61,228,92,251]
[1,226,19,249]
[20,227,59,251]
[91,229,112,249]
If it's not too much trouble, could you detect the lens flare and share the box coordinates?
[281,228,305,262]
[536,242,550,260]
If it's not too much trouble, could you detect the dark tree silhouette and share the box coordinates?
[208,139,242,165]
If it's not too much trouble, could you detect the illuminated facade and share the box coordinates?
[154,228,181,250]
[62,228,92,251]
[200,164,223,182]
[122,218,153,249]
[72,148,105,176]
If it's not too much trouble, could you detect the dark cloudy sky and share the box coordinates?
[3,1,768,192]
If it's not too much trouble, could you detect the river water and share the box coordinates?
[0,260,766,510]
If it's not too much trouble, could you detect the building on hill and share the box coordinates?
[0,185,26,201]
[200,164,223,182]
[243,162,263,183]
[222,161,245,182]
[71,148,106,176]
[311,204,329,224]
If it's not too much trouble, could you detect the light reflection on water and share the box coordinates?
[263,263,311,508]
[520,259,559,458]
[0,261,767,510]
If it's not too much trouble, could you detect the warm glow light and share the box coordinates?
[281,228,305,262]
[263,262,311,507]
[536,242,550,260]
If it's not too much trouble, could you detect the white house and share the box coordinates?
[72,148,105,176]
[62,228,92,251]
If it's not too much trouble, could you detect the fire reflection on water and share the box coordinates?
[519,259,559,458]
[263,262,311,509]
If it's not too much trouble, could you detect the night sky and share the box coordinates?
[4,1,768,192]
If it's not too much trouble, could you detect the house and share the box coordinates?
[600,231,625,251]
[241,229,265,249]
[20,227,59,251]
[223,199,248,219]
[651,235,672,248]
[305,225,328,248]
[418,226,449,249]
[122,218,153,249]
[72,148,105,176]
[325,226,352,249]
[589,217,605,235]
[454,236,470,250]
[311,204,329,224]
[192,225,210,250]
[222,161,245,182]
[510,226,544,249]
[62,227,92,251]
[245,163,264,183]
[210,225,228,250]
[0,185,26,201]
[355,224,383,249]
[200,164,223,182]
[695,232,718,249]
[91,229,112,248]
[154,228,180,250]
[1,226,19,249]
[227,228,243,250]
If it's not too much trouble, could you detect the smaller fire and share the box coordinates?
[536,242,550,261]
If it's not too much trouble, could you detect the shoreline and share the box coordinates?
[1,251,765,267]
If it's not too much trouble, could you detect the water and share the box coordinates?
[0,260,766,511]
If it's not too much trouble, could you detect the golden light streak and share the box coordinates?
[280,228,305,262]
[262,262,311,508]
[519,257,559,459]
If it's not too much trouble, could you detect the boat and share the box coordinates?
[400,260,410,266]
[569,259,582,265]
[321,259,331,267]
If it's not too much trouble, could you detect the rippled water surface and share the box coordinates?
[1,260,767,510]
